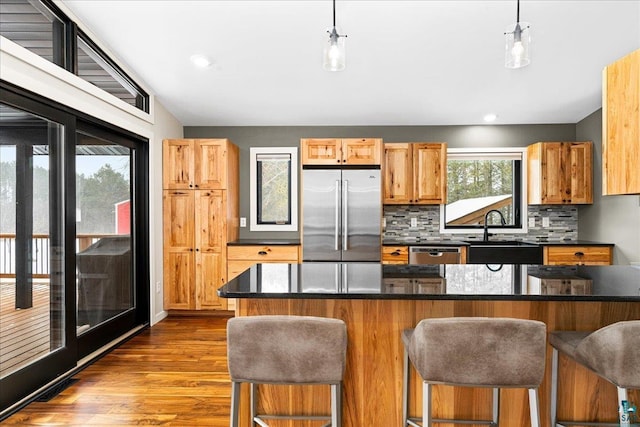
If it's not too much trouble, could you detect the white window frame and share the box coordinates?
[440,147,529,235]
[249,147,298,232]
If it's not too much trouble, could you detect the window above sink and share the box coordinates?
[440,147,529,236]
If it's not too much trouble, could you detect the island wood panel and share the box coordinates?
[235,298,640,427]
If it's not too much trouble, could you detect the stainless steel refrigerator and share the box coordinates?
[302,168,381,261]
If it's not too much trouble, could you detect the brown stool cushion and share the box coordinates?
[574,320,640,389]
[227,315,347,384]
[406,317,546,388]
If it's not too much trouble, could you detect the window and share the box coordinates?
[76,32,148,111]
[250,147,298,231]
[0,0,149,112]
[441,148,527,233]
[0,0,68,68]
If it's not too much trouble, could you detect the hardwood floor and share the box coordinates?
[3,315,235,426]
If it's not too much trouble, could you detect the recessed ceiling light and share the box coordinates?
[190,54,212,68]
[483,113,498,123]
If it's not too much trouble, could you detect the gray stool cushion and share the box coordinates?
[227,315,347,385]
[552,320,640,389]
[406,317,546,388]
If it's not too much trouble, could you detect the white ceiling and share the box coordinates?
[60,1,640,127]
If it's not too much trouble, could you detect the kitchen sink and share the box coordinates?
[464,240,543,264]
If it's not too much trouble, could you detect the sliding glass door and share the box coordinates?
[75,122,147,358]
[0,84,149,413]
[0,99,75,410]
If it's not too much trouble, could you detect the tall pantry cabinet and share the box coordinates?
[162,139,239,311]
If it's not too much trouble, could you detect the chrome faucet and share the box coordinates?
[483,209,507,241]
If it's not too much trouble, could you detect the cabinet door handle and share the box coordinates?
[574,251,584,257]
[258,250,268,256]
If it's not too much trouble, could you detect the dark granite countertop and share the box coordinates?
[218,263,640,301]
[382,240,615,247]
[227,239,300,246]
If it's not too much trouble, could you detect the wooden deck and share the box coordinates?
[0,281,51,378]
[3,316,234,426]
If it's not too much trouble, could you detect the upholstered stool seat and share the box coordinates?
[550,320,640,427]
[227,315,347,427]
[402,317,546,427]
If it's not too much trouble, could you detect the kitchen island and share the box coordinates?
[218,263,640,427]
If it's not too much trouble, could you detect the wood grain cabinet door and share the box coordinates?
[195,190,227,309]
[540,142,570,204]
[528,142,593,204]
[383,143,413,204]
[301,138,342,165]
[195,190,225,253]
[163,190,195,309]
[163,139,194,189]
[413,143,447,204]
[569,142,593,204]
[194,139,227,189]
[196,252,226,309]
[603,49,640,195]
[342,138,382,165]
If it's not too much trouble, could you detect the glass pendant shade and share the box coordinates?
[505,22,531,69]
[323,28,346,71]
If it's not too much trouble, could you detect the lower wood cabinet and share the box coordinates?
[227,244,301,311]
[543,245,613,265]
[382,246,409,264]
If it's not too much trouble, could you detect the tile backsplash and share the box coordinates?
[383,205,577,243]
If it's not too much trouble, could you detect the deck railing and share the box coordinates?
[0,234,114,278]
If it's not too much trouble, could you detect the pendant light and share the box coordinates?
[504,0,531,69]
[323,0,347,72]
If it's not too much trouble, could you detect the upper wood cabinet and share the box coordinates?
[527,141,593,205]
[383,142,447,204]
[162,139,239,311]
[163,139,230,189]
[301,138,382,165]
[602,49,640,195]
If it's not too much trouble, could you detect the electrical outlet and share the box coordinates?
[155,281,161,293]
[240,217,247,227]
[410,217,418,228]
[528,217,536,228]
[542,217,550,228]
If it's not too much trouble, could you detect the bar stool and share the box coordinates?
[402,317,546,427]
[227,315,347,427]
[550,320,640,427]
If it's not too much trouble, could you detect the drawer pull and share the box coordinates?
[258,250,268,256]
[391,251,401,256]
[574,251,584,257]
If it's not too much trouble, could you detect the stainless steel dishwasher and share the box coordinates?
[409,246,461,264]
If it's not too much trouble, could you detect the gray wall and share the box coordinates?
[577,110,640,265]
[185,124,576,239]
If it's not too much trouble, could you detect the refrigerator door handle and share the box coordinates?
[334,180,340,251]
[343,180,349,250]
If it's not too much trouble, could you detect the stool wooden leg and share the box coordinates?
[230,381,240,427]
[529,388,541,427]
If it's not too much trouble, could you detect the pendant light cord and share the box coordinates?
[333,0,336,28]
[516,0,520,23]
